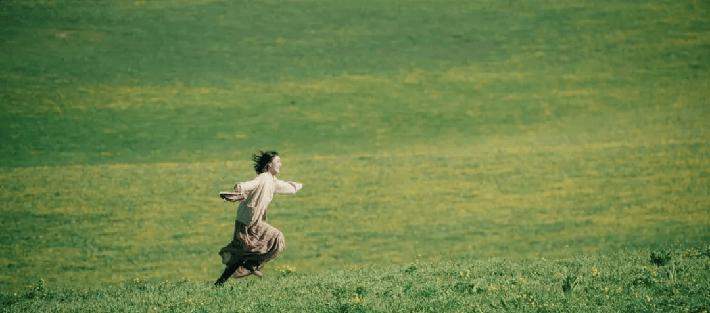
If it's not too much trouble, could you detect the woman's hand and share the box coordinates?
[288,181,303,192]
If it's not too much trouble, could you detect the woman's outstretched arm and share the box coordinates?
[275,179,303,194]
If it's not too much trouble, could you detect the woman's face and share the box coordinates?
[269,156,282,175]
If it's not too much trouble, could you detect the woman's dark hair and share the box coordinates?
[252,150,279,174]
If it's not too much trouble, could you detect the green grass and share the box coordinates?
[2,248,709,312]
[0,0,708,308]
[2,0,708,166]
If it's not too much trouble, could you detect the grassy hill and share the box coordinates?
[0,0,708,304]
[2,249,709,312]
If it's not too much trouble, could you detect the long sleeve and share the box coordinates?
[275,179,299,194]
[235,176,261,193]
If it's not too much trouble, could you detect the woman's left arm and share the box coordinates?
[275,179,303,194]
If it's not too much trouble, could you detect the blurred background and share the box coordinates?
[0,0,707,291]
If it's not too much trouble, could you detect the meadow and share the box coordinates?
[0,0,708,310]
[3,249,709,312]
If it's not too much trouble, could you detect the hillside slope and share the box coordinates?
[3,248,708,313]
[1,0,708,296]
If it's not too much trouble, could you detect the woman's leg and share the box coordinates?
[236,225,284,278]
[215,221,248,286]
[214,261,241,286]
[215,221,283,283]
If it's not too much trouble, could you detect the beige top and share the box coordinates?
[234,172,298,225]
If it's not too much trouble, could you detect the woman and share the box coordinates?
[215,150,303,286]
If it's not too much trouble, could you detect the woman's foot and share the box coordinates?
[250,268,263,278]
[244,262,263,278]
[231,266,252,279]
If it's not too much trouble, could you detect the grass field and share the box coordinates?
[3,249,709,312]
[1,0,708,309]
